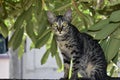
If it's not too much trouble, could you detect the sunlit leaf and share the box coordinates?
[41,49,50,65]
[0,21,8,38]
[110,66,115,76]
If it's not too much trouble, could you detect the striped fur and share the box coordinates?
[47,10,120,80]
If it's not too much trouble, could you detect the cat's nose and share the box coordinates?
[58,28,62,34]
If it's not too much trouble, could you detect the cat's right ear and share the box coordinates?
[46,11,56,24]
[64,9,72,22]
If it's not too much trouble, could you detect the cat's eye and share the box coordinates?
[62,22,67,27]
[52,23,58,27]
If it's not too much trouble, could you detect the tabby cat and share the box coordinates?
[46,9,120,80]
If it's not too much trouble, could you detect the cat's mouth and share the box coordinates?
[58,31,62,34]
[57,28,63,34]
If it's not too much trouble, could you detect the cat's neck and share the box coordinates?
[55,30,71,41]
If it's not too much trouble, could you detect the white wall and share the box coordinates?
[0,54,9,79]
[22,37,63,79]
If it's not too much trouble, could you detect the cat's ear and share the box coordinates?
[64,9,72,22]
[46,11,56,24]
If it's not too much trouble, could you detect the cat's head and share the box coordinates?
[47,9,72,36]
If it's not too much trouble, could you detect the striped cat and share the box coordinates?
[46,9,120,80]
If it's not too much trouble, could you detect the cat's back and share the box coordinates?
[78,32,105,58]
[80,32,101,50]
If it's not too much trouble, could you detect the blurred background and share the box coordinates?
[0,0,120,79]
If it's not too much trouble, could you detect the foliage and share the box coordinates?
[0,0,120,77]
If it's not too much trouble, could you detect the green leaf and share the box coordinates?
[26,20,36,43]
[36,11,48,39]
[37,21,47,38]
[8,30,20,47]
[55,52,62,69]
[100,38,112,59]
[24,6,33,21]
[13,27,24,50]
[88,19,109,30]
[110,10,120,22]
[50,35,57,57]
[13,12,25,30]
[41,49,50,65]
[112,53,119,64]
[100,39,109,57]
[106,38,120,62]
[30,42,35,50]
[69,59,73,79]
[112,27,120,39]
[95,23,120,39]
[110,66,115,76]
[0,22,8,38]
[9,27,24,50]
[18,36,25,59]
[35,31,51,48]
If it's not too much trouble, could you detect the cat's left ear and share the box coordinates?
[46,11,56,24]
[64,9,72,22]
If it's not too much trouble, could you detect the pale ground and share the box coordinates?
[23,67,63,79]
[0,57,63,79]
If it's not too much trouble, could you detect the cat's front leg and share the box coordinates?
[70,72,78,80]
[70,56,79,80]
[60,58,70,80]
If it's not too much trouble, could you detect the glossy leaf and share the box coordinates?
[41,49,50,65]
[110,10,120,22]
[95,23,120,39]
[106,38,120,62]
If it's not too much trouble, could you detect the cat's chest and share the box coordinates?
[57,40,72,54]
